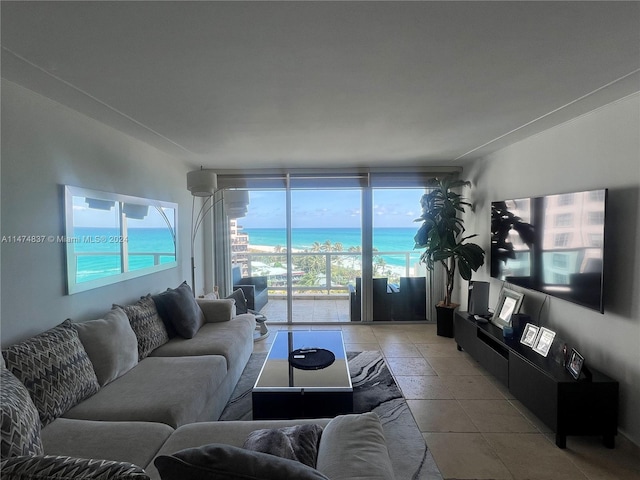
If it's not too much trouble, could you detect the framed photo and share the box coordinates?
[567,349,584,380]
[520,323,539,347]
[491,288,524,329]
[532,327,556,357]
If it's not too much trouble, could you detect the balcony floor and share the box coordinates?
[260,296,350,323]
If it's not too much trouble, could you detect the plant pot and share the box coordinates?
[435,302,459,338]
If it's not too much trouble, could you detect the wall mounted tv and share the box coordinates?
[491,188,607,313]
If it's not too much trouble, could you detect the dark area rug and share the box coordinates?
[220,351,443,480]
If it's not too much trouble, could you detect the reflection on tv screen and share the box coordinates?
[491,189,607,313]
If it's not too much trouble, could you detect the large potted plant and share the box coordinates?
[414,177,485,337]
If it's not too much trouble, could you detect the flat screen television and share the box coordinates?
[491,188,607,313]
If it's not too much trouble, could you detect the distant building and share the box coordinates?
[230,219,249,276]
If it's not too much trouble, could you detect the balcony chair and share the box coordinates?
[392,276,427,321]
[232,266,269,312]
[349,277,397,321]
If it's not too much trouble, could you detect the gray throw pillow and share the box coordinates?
[0,367,44,458]
[152,282,205,339]
[154,443,329,480]
[0,455,149,480]
[2,320,100,427]
[73,307,139,386]
[117,296,169,360]
[225,288,248,315]
[243,424,323,468]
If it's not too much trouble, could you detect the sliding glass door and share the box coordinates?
[371,188,426,321]
[290,189,362,322]
[215,168,453,323]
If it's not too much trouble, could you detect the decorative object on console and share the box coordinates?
[468,281,490,316]
[520,323,540,347]
[491,287,524,329]
[532,327,556,357]
[413,176,485,337]
[567,348,585,380]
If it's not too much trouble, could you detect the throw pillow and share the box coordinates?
[0,455,150,480]
[154,443,329,480]
[0,367,44,458]
[2,320,100,427]
[73,307,139,386]
[117,296,169,360]
[152,282,205,339]
[225,288,248,315]
[243,424,323,468]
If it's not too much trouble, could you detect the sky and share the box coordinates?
[241,188,425,229]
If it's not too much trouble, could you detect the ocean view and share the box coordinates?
[73,227,176,282]
[243,227,421,268]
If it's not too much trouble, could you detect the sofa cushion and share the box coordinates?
[152,282,205,339]
[74,307,139,386]
[41,418,174,469]
[62,356,227,428]
[149,315,254,367]
[0,367,44,458]
[2,320,100,427]
[0,455,149,480]
[243,424,323,468]
[154,443,329,480]
[315,412,395,480]
[117,296,169,360]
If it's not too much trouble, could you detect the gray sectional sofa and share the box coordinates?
[1,282,396,480]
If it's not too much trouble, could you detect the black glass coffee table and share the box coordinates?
[252,330,353,420]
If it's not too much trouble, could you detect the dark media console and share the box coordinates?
[454,312,618,448]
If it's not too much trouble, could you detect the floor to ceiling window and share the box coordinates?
[216,169,456,323]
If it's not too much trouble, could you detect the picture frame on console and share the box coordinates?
[491,288,524,329]
[532,327,556,357]
[567,349,585,380]
[520,323,539,347]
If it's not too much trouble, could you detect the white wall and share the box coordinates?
[1,81,199,346]
[461,93,640,445]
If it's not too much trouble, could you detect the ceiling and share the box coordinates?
[2,1,639,170]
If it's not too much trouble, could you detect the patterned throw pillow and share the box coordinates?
[0,367,44,458]
[0,455,150,480]
[2,320,100,427]
[117,296,169,361]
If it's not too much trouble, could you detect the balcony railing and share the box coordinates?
[233,250,422,296]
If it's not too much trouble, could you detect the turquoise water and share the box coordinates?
[73,227,176,282]
[243,227,421,267]
[73,227,421,281]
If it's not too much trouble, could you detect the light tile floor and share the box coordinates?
[253,323,640,480]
